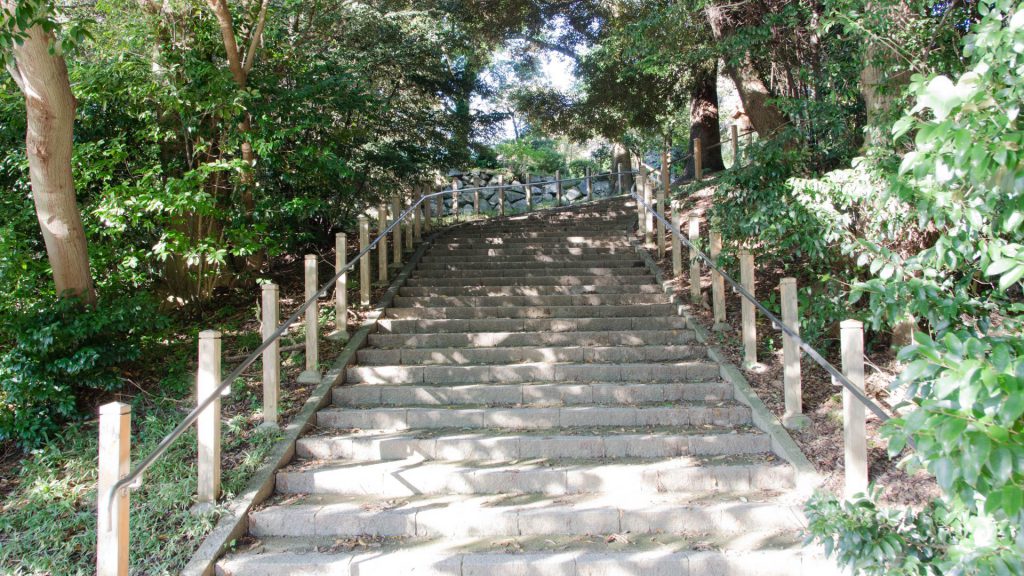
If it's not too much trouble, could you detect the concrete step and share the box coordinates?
[391,294,667,308]
[385,304,675,320]
[218,544,841,576]
[316,402,750,430]
[356,345,706,366]
[415,260,643,271]
[418,253,640,264]
[375,316,691,334]
[333,381,731,407]
[275,455,794,497]
[368,329,696,348]
[248,493,806,539]
[344,361,721,384]
[405,275,657,287]
[447,231,628,239]
[411,267,652,279]
[429,247,637,256]
[398,284,666,297]
[296,427,767,461]
[436,241,631,250]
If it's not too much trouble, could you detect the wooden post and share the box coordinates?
[377,204,388,284]
[731,125,739,168]
[657,147,669,259]
[298,255,320,384]
[403,199,413,252]
[391,198,402,267]
[643,167,654,247]
[329,233,348,342]
[694,137,703,181]
[637,163,648,238]
[585,167,592,201]
[451,177,460,219]
[498,175,506,217]
[197,330,221,505]
[616,163,624,197]
[524,173,532,211]
[688,214,701,304]
[710,231,728,330]
[670,204,682,281]
[358,216,370,307]
[261,283,280,428]
[97,402,130,576]
[473,175,481,215]
[842,319,868,499]
[413,188,422,242]
[780,278,807,429]
[739,251,757,368]
[555,170,562,206]
[422,186,432,233]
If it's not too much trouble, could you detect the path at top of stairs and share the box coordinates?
[217,198,838,576]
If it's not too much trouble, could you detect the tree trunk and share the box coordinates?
[685,63,725,179]
[611,143,633,195]
[705,5,789,137]
[5,11,96,304]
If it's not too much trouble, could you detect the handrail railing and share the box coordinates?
[103,169,632,523]
[628,183,891,423]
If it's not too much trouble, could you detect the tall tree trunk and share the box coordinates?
[685,62,725,179]
[611,143,633,194]
[705,5,789,137]
[4,10,96,304]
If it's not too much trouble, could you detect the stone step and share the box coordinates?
[397,284,667,297]
[345,361,720,384]
[412,267,652,279]
[392,294,667,308]
[376,316,691,334]
[447,231,628,239]
[436,242,631,250]
[296,427,766,461]
[429,247,637,256]
[356,344,706,366]
[416,260,643,271]
[405,275,657,287]
[275,455,794,497]
[248,493,806,539]
[334,381,731,407]
[368,328,696,348]
[385,304,675,320]
[218,544,840,576]
[418,253,640,264]
[316,402,750,430]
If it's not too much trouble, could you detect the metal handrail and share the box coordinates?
[629,185,892,423]
[104,169,630,522]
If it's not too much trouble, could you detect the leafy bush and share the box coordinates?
[0,295,166,448]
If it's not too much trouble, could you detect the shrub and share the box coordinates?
[0,294,166,448]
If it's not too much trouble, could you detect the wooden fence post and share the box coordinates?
[97,402,130,576]
[739,250,757,368]
[422,186,432,233]
[451,177,459,219]
[689,214,701,304]
[524,173,532,211]
[391,197,402,267]
[197,330,221,505]
[358,216,370,307]
[585,167,592,201]
[643,167,654,247]
[261,283,280,428]
[413,188,422,242]
[842,319,868,499]
[658,147,669,259]
[329,233,348,342]
[403,199,413,252]
[377,204,388,284]
[694,137,703,181]
[710,231,728,330]
[298,255,320,384]
[731,125,739,168]
[498,175,506,217]
[637,163,647,236]
[555,170,562,206]
[671,202,682,277]
[473,175,481,215]
[780,278,808,429]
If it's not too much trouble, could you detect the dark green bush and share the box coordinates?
[0,294,166,448]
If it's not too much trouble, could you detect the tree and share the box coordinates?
[1,1,95,304]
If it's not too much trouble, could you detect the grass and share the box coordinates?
[0,305,297,575]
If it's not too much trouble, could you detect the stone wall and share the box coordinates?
[434,170,618,216]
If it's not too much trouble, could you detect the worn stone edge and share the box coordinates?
[626,232,822,496]
[181,230,440,576]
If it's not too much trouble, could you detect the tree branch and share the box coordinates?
[242,0,269,75]
[510,33,580,63]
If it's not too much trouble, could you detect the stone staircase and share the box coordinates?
[218,199,838,575]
